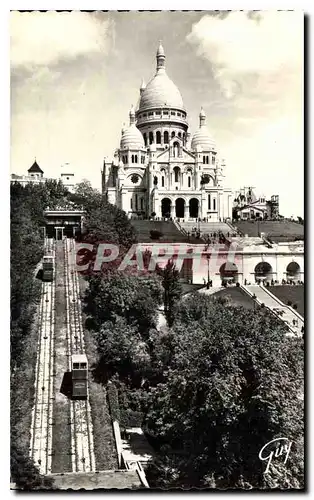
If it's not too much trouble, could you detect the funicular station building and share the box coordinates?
[43,207,84,239]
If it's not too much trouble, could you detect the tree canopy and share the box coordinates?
[144,294,304,489]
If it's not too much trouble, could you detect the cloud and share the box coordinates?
[186,11,304,217]
[186,11,303,99]
[10,11,114,68]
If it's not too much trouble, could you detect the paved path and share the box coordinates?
[198,286,224,296]
[243,285,304,337]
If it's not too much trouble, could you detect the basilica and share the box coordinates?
[102,43,233,221]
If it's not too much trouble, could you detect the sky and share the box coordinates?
[10,10,304,217]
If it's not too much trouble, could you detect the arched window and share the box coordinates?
[164,131,169,144]
[187,168,192,188]
[173,142,180,157]
[149,132,154,144]
[211,155,215,164]
[143,133,147,146]
[203,156,205,164]
[131,154,134,163]
[135,155,138,163]
[162,176,165,187]
[174,167,180,183]
[213,198,216,211]
[171,131,175,138]
[206,156,209,164]
[135,194,138,211]
[156,131,161,144]
[208,194,211,210]
[178,132,182,138]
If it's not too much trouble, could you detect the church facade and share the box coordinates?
[102,43,233,221]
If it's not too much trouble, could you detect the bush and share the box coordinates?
[236,282,240,287]
[150,230,163,240]
[287,300,292,306]
[260,303,265,308]
[107,381,120,422]
[293,303,298,310]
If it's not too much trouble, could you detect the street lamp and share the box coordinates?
[206,254,210,289]
[252,293,257,312]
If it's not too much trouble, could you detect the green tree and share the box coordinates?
[158,260,182,327]
[84,272,163,334]
[145,295,304,489]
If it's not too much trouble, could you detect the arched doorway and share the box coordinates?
[175,198,185,218]
[161,198,171,218]
[254,262,273,281]
[220,262,238,284]
[189,198,199,218]
[286,262,301,281]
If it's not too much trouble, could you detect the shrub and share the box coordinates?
[107,381,120,422]
[236,282,240,287]
[150,229,163,240]
[293,303,298,310]
[287,300,292,306]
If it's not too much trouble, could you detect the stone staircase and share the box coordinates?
[242,285,304,337]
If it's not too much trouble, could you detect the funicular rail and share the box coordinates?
[29,238,56,475]
[63,238,95,473]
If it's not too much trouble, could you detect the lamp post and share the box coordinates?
[253,293,257,312]
[206,254,210,289]
[204,235,211,289]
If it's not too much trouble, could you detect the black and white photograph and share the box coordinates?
[10,10,304,491]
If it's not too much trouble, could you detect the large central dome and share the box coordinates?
[138,43,185,112]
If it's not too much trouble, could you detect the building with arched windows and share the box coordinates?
[102,43,233,221]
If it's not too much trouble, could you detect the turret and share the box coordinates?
[156,41,165,72]
[140,78,146,96]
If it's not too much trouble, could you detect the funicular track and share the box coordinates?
[63,237,96,473]
[29,238,56,475]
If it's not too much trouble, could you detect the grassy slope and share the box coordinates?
[78,275,119,470]
[213,286,255,310]
[51,243,72,473]
[11,283,41,460]
[269,286,304,318]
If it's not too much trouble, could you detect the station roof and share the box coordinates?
[72,354,88,363]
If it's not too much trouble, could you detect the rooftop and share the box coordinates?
[28,160,44,174]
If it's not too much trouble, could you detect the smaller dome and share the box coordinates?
[120,124,145,150]
[191,108,216,151]
[120,105,145,150]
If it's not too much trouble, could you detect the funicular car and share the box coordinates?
[71,354,88,399]
[42,255,54,281]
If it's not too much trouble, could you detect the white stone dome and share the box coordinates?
[139,72,184,111]
[138,43,185,112]
[191,109,216,151]
[120,123,145,150]
[120,105,145,150]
